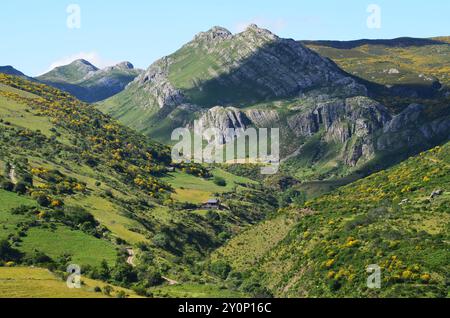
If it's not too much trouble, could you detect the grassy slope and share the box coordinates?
[167,36,268,107]
[20,226,117,267]
[0,267,139,298]
[0,190,35,240]
[162,168,256,204]
[151,283,246,298]
[0,84,148,245]
[97,84,160,134]
[0,74,273,297]
[36,62,94,84]
[218,142,449,298]
[0,190,118,267]
[211,210,299,271]
[304,41,450,88]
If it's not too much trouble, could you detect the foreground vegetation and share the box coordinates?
[214,143,449,298]
[0,74,275,297]
[0,267,139,298]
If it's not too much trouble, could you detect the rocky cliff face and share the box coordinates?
[287,97,391,139]
[378,104,450,151]
[193,96,449,168]
[194,107,251,143]
[135,57,186,109]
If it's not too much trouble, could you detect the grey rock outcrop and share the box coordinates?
[193,26,233,43]
[288,97,391,140]
[245,109,280,127]
[136,57,185,109]
[378,104,450,151]
[195,107,251,143]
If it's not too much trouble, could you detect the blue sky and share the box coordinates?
[1,0,448,76]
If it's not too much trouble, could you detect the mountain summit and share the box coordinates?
[99,26,450,181]
[0,65,28,78]
[101,24,365,121]
[38,59,99,84]
[36,60,142,102]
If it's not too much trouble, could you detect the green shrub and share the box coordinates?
[152,233,170,249]
[1,181,14,191]
[0,240,22,262]
[213,176,227,187]
[209,260,231,279]
[36,195,51,207]
[13,182,27,195]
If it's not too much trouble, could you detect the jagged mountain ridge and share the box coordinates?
[103,25,365,114]
[98,25,450,182]
[36,60,142,103]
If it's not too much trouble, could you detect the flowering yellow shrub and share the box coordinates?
[325,259,335,268]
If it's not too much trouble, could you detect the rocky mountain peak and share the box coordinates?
[116,24,367,113]
[71,59,99,72]
[113,61,135,70]
[194,26,233,42]
[239,24,278,42]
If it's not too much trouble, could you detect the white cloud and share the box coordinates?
[233,17,288,34]
[39,52,118,75]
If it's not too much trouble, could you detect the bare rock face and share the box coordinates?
[245,109,280,127]
[195,107,251,143]
[193,26,233,43]
[136,57,186,109]
[286,96,391,166]
[377,104,450,151]
[288,97,391,140]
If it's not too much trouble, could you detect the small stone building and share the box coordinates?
[202,198,220,210]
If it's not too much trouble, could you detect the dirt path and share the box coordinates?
[162,276,179,285]
[125,248,178,285]
[9,165,17,185]
[126,248,135,267]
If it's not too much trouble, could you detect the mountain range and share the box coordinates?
[2,25,449,185]
[97,25,450,184]
[0,25,448,298]
[0,60,142,103]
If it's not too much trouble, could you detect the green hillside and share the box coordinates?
[1,36,449,299]
[213,142,450,298]
[303,38,450,90]
[37,59,99,84]
[0,267,140,298]
[0,73,275,297]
